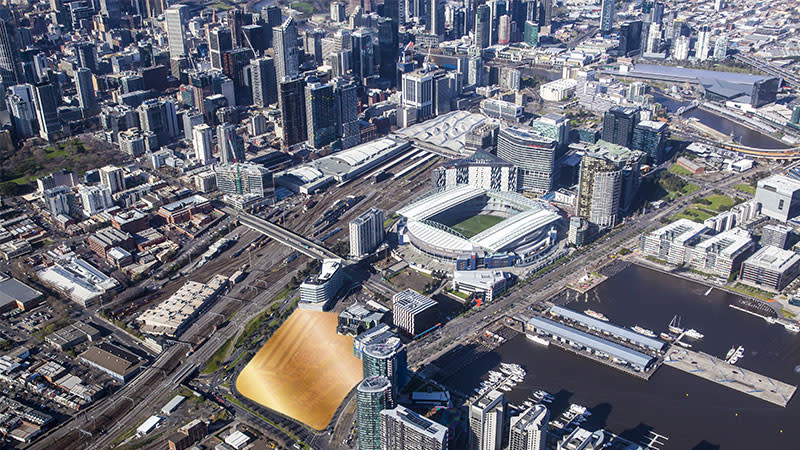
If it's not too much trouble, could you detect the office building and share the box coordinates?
[469,389,505,450]
[215,163,273,198]
[432,151,517,192]
[524,20,539,45]
[193,124,213,164]
[762,224,793,250]
[577,141,644,227]
[381,405,449,450]
[754,175,800,222]
[430,0,444,36]
[402,69,435,122]
[74,67,96,114]
[304,29,325,66]
[352,28,376,81]
[99,166,125,194]
[640,218,709,266]
[688,228,753,279]
[475,4,491,49]
[139,99,179,146]
[350,208,385,258]
[299,258,343,310]
[75,41,97,73]
[713,35,728,60]
[261,5,282,48]
[7,84,36,139]
[362,333,406,387]
[336,78,361,149]
[631,120,667,164]
[601,106,639,148]
[740,245,800,292]
[695,25,712,61]
[217,123,245,164]
[377,17,398,85]
[392,289,437,336]
[183,109,204,141]
[465,123,499,153]
[509,404,549,450]
[0,19,20,85]
[498,15,511,45]
[118,129,156,157]
[33,83,61,141]
[751,77,780,108]
[305,81,338,149]
[452,270,510,302]
[279,77,307,149]
[165,5,189,58]
[531,113,569,152]
[274,17,300,81]
[497,126,557,194]
[209,27,232,71]
[250,57,278,107]
[331,2,347,22]
[357,376,394,450]
[600,0,614,33]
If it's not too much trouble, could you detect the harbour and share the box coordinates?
[441,264,800,449]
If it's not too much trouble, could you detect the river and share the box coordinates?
[653,93,788,149]
[444,265,800,449]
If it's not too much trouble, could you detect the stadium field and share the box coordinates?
[451,214,505,238]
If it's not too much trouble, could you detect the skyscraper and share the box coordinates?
[164,5,189,58]
[509,404,549,450]
[335,78,360,148]
[331,2,347,22]
[362,338,407,397]
[577,142,644,227]
[217,123,245,164]
[262,5,282,48]
[278,77,307,149]
[33,83,61,141]
[74,67,96,114]
[695,25,712,61]
[0,19,21,85]
[475,4,491,49]
[274,17,300,81]
[631,120,667,164]
[377,17,399,86]
[469,389,505,450]
[356,376,394,450]
[99,165,126,194]
[381,405,449,450]
[209,28,232,71]
[75,41,97,73]
[713,34,728,60]
[215,163,273,198]
[352,28,376,81]
[402,68,434,122]
[601,106,639,148]
[305,80,338,149]
[497,126,556,194]
[139,99,178,146]
[193,123,213,164]
[600,0,614,33]
[7,84,36,139]
[430,0,444,36]
[251,57,278,107]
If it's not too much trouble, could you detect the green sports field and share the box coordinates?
[451,215,505,238]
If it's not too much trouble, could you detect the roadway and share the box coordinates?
[732,53,800,90]
[234,208,339,260]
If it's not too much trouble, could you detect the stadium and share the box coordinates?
[397,185,562,269]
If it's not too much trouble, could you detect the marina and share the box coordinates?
[663,347,796,407]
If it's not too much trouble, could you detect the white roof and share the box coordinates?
[398,185,486,221]
[472,209,560,252]
[225,430,252,449]
[745,245,800,272]
[136,416,162,435]
[650,218,708,245]
[396,110,492,152]
[406,221,474,252]
[286,166,324,183]
[694,228,752,258]
[758,175,800,195]
[453,270,507,290]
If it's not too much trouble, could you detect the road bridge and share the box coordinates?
[234,210,338,260]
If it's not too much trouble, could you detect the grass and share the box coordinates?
[669,163,693,176]
[289,1,314,15]
[781,308,797,319]
[730,283,775,301]
[700,194,738,212]
[673,208,714,222]
[451,215,505,238]
[212,1,234,10]
[447,288,469,299]
[201,337,233,375]
[734,184,756,195]
[671,193,739,223]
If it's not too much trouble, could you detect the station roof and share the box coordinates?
[549,306,665,351]
[396,110,492,153]
[528,316,655,367]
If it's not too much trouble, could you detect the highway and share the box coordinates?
[234,208,339,260]
[732,53,800,90]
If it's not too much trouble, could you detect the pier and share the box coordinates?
[663,347,796,407]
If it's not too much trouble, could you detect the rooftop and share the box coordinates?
[549,306,665,352]
[650,218,709,245]
[381,405,448,441]
[744,245,800,272]
[694,228,753,258]
[757,174,800,195]
[0,277,43,310]
[395,110,493,153]
[79,342,141,377]
[393,289,437,314]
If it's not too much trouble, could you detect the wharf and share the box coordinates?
[663,347,796,407]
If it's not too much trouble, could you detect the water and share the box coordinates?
[446,265,800,449]
[652,93,788,149]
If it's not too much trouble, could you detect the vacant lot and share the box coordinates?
[452,215,505,238]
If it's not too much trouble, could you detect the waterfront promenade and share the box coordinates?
[664,347,796,407]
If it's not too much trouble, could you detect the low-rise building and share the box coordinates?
[640,219,708,265]
[45,321,101,351]
[755,175,800,222]
[688,228,754,279]
[337,303,385,336]
[740,245,800,292]
[79,342,143,382]
[452,270,511,301]
[299,258,343,311]
[88,227,135,259]
[137,275,228,337]
[540,78,578,101]
[168,419,208,450]
[0,277,43,312]
[157,195,213,224]
[37,255,120,307]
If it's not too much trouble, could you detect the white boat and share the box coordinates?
[784,323,800,333]
[684,329,704,340]
[660,332,676,342]
[668,315,684,334]
[631,326,657,338]
[585,309,609,321]
[676,341,692,348]
[725,347,736,360]
[728,346,745,364]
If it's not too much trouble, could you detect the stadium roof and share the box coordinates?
[528,316,655,368]
[472,209,560,252]
[398,185,486,221]
[549,306,665,351]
